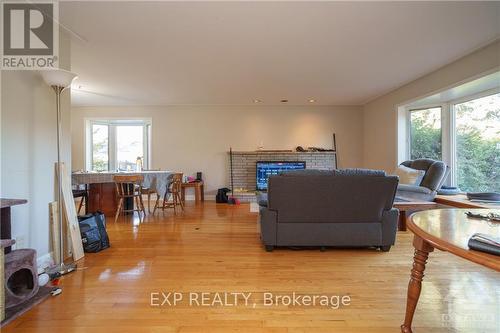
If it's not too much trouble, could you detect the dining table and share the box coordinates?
[72,171,174,216]
[401,208,499,333]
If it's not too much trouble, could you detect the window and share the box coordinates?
[409,107,442,160]
[454,94,500,192]
[91,124,109,171]
[87,119,151,171]
[405,91,500,192]
[116,125,146,171]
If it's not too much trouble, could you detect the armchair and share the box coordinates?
[396,158,449,201]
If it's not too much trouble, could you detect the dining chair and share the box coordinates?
[158,173,184,214]
[113,175,146,222]
[141,176,159,213]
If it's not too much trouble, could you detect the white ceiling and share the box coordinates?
[61,1,500,107]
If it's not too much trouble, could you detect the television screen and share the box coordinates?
[256,161,306,191]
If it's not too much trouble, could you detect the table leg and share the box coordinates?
[200,184,204,201]
[398,211,407,231]
[181,187,186,203]
[401,236,434,333]
[194,186,201,203]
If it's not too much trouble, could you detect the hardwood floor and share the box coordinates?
[4,202,498,333]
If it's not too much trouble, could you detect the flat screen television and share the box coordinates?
[256,161,306,191]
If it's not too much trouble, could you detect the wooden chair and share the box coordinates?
[113,175,146,222]
[141,177,159,213]
[72,184,88,215]
[159,173,184,214]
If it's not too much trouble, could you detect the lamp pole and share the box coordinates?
[54,85,66,270]
[40,69,78,276]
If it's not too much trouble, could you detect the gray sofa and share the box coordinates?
[396,159,449,201]
[258,169,399,252]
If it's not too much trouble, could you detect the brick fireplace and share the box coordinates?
[228,151,336,198]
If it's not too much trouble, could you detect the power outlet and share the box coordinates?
[14,235,26,249]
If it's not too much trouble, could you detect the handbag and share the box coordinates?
[78,212,110,252]
[216,188,231,203]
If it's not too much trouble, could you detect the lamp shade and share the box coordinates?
[39,68,78,88]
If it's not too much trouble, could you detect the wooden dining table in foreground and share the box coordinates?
[72,171,173,216]
[401,208,500,333]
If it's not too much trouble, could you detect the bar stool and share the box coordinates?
[113,175,146,222]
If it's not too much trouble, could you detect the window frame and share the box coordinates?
[449,88,500,188]
[406,104,447,164]
[85,118,152,172]
[405,88,499,188]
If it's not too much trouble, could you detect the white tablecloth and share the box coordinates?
[72,171,174,197]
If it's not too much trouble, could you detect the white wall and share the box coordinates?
[362,40,500,173]
[71,105,363,195]
[0,32,72,262]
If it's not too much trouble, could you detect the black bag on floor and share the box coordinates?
[78,212,110,252]
[216,188,231,203]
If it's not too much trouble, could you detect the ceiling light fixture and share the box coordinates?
[280,99,288,103]
[309,99,316,103]
[254,99,262,103]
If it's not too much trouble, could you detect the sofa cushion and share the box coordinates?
[393,165,425,185]
[268,174,399,223]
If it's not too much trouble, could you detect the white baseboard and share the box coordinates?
[182,194,214,201]
[37,252,54,274]
[141,194,213,201]
[184,194,195,201]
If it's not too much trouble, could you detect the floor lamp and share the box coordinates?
[40,68,78,275]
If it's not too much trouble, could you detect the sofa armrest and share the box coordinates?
[259,208,278,246]
[381,208,398,246]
